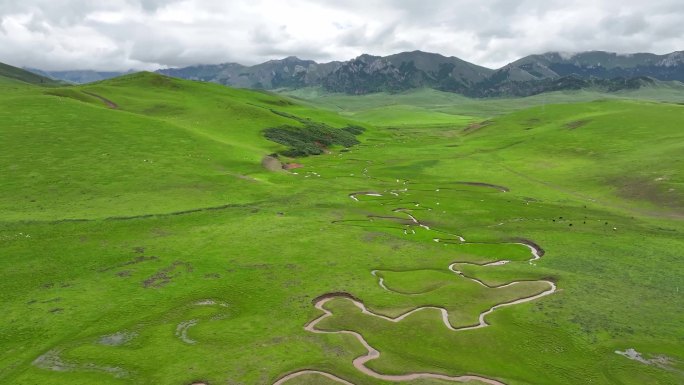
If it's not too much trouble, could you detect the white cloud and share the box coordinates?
[0,0,682,71]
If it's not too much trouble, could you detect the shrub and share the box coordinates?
[342,125,366,135]
[263,121,364,157]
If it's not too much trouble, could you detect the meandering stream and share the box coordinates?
[274,182,556,385]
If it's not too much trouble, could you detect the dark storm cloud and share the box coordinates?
[0,0,682,71]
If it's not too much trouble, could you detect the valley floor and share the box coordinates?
[1,77,683,385]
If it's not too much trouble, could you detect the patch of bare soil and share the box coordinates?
[99,255,159,273]
[98,331,137,346]
[262,155,283,171]
[283,163,303,170]
[33,349,127,378]
[362,231,386,242]
[234,173,259,182]
[195,299,229,307]
[142,261,193,288]
[564,120,590,129]
[462,120,492,135]
[612,176,684,215]
[615,348,679,372]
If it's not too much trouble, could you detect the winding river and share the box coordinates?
[274,183,556,385]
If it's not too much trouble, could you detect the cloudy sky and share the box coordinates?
[0,0,682,71]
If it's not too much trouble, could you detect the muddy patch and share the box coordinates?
[237,174,259,182]
[283,163,304,170]
[564,120,590,129]
[362,231,386,242]
[98,331,137,346]
[33,349,127,378]
[99,255,159,273]
[611,176,683,214]
[462,120,492,135]
[142,261,193,288]
[615,348,677,369]
[195,299,229,307]
[261,155,284,171]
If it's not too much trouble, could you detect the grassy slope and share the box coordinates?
[310,101,683,384]
[0,72,360,221]
[458,100,684,217]
[0,62,62,86]
[284,83,684,121]
[0,75,682,385]
[341,105,474,127]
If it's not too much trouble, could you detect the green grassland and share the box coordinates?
[0,72,360,221]
[1,67,682,385]
[0,63,62,86]
[284,84,684,124]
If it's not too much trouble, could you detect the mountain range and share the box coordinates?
[26,50,684,97]
[2,62,62,86]
[24,68,132,84]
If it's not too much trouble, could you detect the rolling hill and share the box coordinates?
[0,62,62,86]
[1,61,682,385]
[0,69,363,221]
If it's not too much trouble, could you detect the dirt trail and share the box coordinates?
[82,91,119,109]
